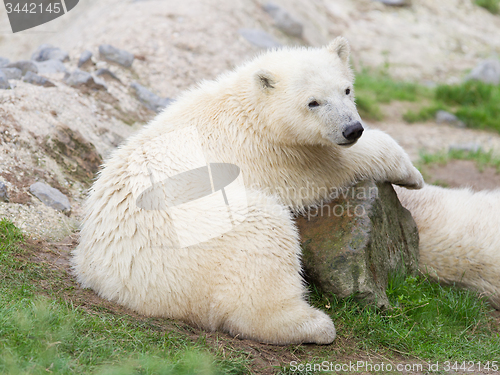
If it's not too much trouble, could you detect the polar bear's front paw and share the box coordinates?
[391,165,424,190]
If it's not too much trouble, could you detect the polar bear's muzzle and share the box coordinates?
[340,121,364,146]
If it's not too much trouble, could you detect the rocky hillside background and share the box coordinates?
[0,0,500,240]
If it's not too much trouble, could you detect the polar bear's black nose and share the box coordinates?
[342,122,364,142]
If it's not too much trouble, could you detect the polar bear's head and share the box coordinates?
[248,37,363,147]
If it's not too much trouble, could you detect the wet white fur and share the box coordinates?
[396,185,500,308]
[72,38,423,344]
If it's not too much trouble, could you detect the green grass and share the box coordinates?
[475,0,500,13]
[417,148,500,172]
[354,69,430,121]
[354,69,500,134]
[0,219,248,375]
[308,273,500,363]
[404,81,500,133]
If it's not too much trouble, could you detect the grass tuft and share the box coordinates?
[0,219,249,375]
[475,0,500,13]
[309,273,500,362]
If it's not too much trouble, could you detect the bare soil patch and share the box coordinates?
[422,160,500,191]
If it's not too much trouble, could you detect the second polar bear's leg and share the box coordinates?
[335,128,424,189]
[201,190,336,345]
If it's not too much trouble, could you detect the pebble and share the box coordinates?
[0,181,9,202]
[0,67,22,80]
[22,71,56,87]
[78,50,93,68]
[435,110,465,128]
[372,0,411,5]
[0,57,9,68]
[64,69,107,90]
[466,59,500,85]
[238,28,282,49]
[35,59,68,74]
[0,70,10,89]
[31,44,69,62]
[130,82,173,113]
[98,44,134,68]
[262,3,304,38]
[5,60,38,76]
[29,182,71,214]
[95,68,121,82]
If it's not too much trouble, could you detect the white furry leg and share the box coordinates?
[395,184,500,309]
[204,190,336,345]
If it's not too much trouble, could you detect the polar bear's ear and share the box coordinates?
[254,70,276,90]
[327,36,350,64]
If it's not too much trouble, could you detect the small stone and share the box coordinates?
[5,60,38,76]
[449,142,481,153]
[78,50,93,68]
[0,68,22,80]
[435,110,465,128]
[35,59,68,74]
[0,181,9,202]
[130,82,173,113]
[31,44,69,62]
[22,71,56,87]
[98,44,134,68]
[29,182,71,214]
[238,28,282,49]
[0,70,10,89]
[0,57,10,68]
[373,0,411,5]
[466,59,500,85]
[95,68,121,82]
[262,3,304,38]
[64,69,107,90]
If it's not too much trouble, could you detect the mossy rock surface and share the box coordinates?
[297,180,419,309]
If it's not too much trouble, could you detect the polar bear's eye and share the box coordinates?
[345,88,351,95]
[308,100,320,108]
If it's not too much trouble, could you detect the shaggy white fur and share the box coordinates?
[395,185,500,309]
[72,37,423,344]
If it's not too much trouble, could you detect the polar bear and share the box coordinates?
[72,37,423,345]
[395,185,500,309]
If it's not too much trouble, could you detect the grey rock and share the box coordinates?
[262,3,304,38]
[78,50,93,68]
[238,28,282,49]
[5,60,38,76]
[373,0,411,5]
[466,59,500,85]
[0,181,8,202]
[297,180,419,309]
[0,68,22,80]
[35,59,68,74]
[22,71,56,87]
[0,70,11,89]
[0,57,10,68]
[130,82,173,113]
[95,68,121,82]
[449,142,481,153]
[31,44,69,62]
[98,44,134,68]
[64,69,107,90]
[29,182,71,214]
[435,110,465,128]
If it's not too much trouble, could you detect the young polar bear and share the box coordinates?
[395,185,500,309]
[72,37,424,345]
